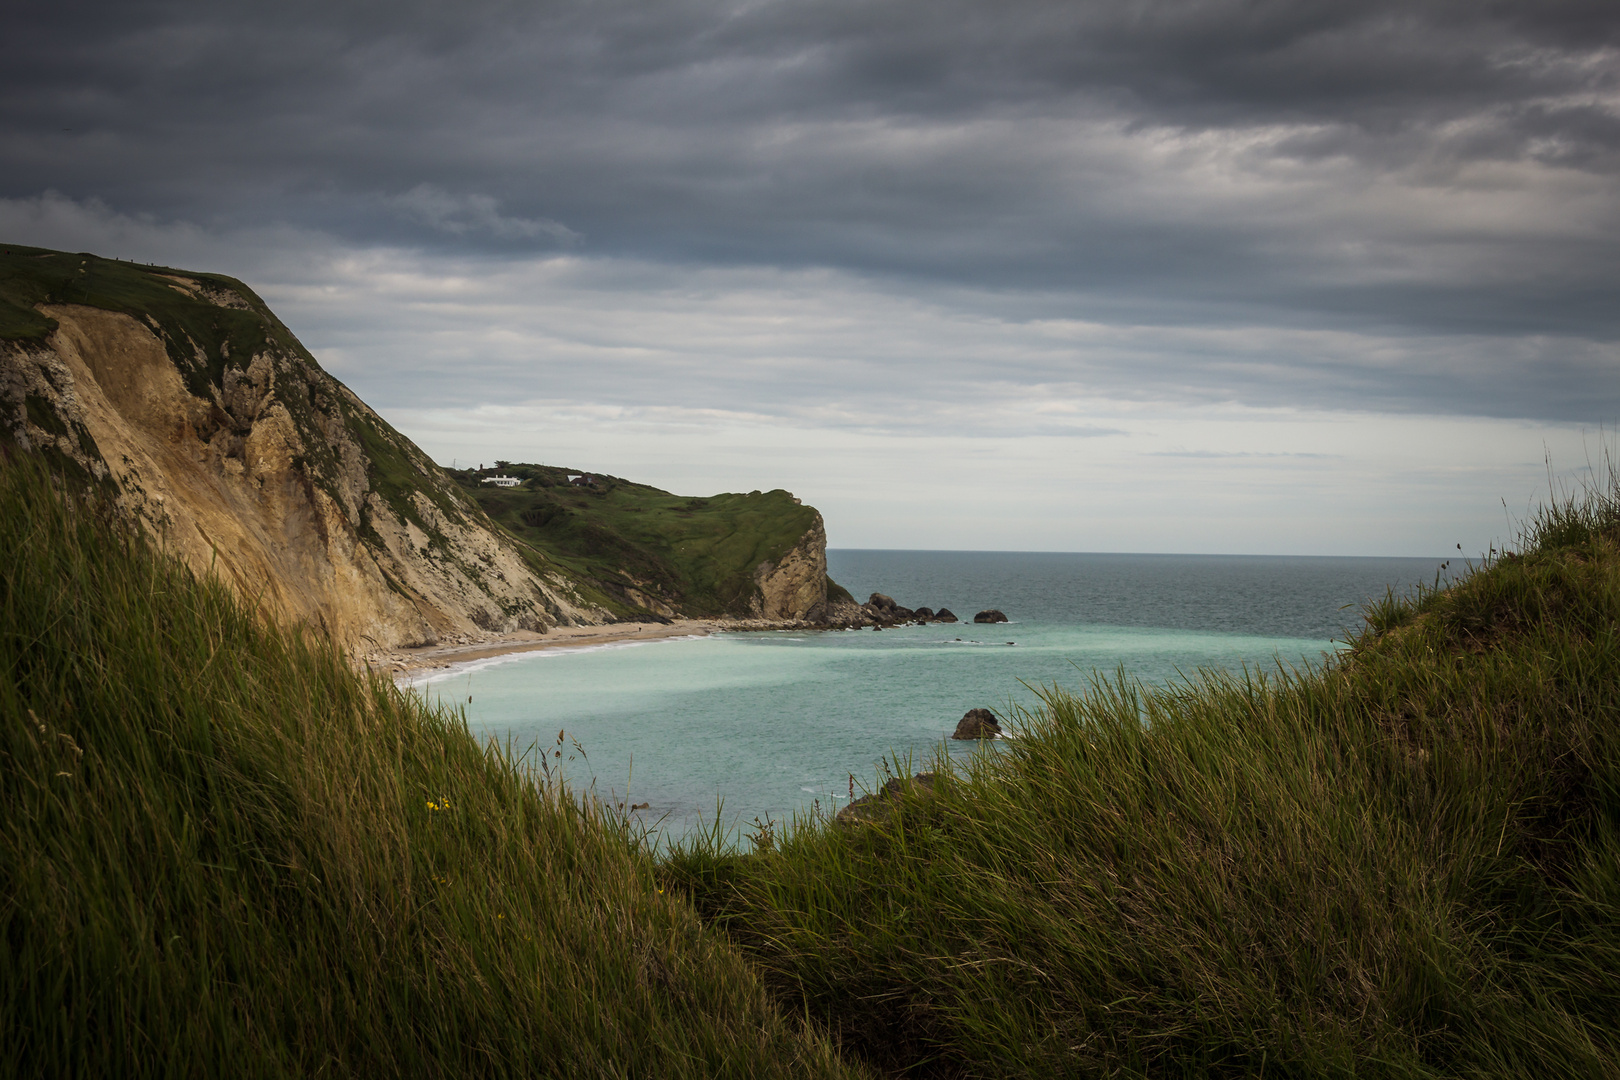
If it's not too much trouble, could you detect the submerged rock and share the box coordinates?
[952,708,1002,740]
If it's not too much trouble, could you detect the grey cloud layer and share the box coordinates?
[5,0,1618,418]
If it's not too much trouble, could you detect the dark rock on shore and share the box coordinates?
[973,609,1008,624]
[835,772,939,826]
[821,592,971,628]
[952,708,1002,740]
[867,592,916,622]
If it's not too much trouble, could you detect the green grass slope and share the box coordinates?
[0,454,862,1080]
[12,393,1620,1077]
[666,488,1620,1077]
[459,462,835,618]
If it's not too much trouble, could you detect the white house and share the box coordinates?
[481,475,522,488]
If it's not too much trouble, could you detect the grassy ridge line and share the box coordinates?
[0,244,316,394]
[666,488,1620,1076]
[461,463,828,618]
[0,455,862,1079]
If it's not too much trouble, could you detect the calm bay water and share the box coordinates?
[408,551,1443,842]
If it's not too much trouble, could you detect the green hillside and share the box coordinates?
[459,462,843,618]
[0,453,860,1079]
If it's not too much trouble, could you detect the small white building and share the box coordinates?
[481,475,522,488]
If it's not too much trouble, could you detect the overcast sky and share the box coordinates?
[5,0,1618,553]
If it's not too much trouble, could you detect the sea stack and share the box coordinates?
[952,708,1002,739]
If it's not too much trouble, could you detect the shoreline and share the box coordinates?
[365,617,820,676]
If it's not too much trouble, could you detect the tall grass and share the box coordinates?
[12,437,1620,1078]
[0,455,862,1079]
[667,480,1620,1076]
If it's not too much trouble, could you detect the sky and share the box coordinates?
[4,0,1618,554]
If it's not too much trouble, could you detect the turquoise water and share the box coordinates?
[408,551,1443,841]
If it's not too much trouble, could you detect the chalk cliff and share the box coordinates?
[0,245,844,647]
[0,249,605,650]
[751,512,830,621]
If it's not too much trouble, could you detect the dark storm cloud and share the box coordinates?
[4,0,1618,417]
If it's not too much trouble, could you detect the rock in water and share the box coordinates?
[934,608,959,623]
[864,591,914,623]
[973,609,1008,624]
[952,708,1002,739]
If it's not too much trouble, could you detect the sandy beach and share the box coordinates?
[366,617,813,675]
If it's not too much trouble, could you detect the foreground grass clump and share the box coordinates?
[0,457,862,1079]
[667,492,1620,1077]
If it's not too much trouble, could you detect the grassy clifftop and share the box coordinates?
[0,244,309,379]
[460,462,841,619]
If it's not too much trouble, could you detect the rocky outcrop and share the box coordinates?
[818,591,871,626]
[1,270,608,652]
[951,708,1002,740]
[814,591,979,628]
[974,609,1009,624]
[866,592,914,622]
[835,772,940,826]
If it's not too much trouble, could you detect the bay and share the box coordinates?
[408,551,1444,842]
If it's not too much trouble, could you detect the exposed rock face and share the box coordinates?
[974,609,1009,624]
[751,511,832,620]
[819,592,871,626]
[1,294,607,651]
[952,708,1002,740]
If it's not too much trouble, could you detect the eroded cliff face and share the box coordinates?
[750,512,831,621]
[1,286,607,651]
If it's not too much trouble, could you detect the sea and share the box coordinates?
[406,551,1445,844]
